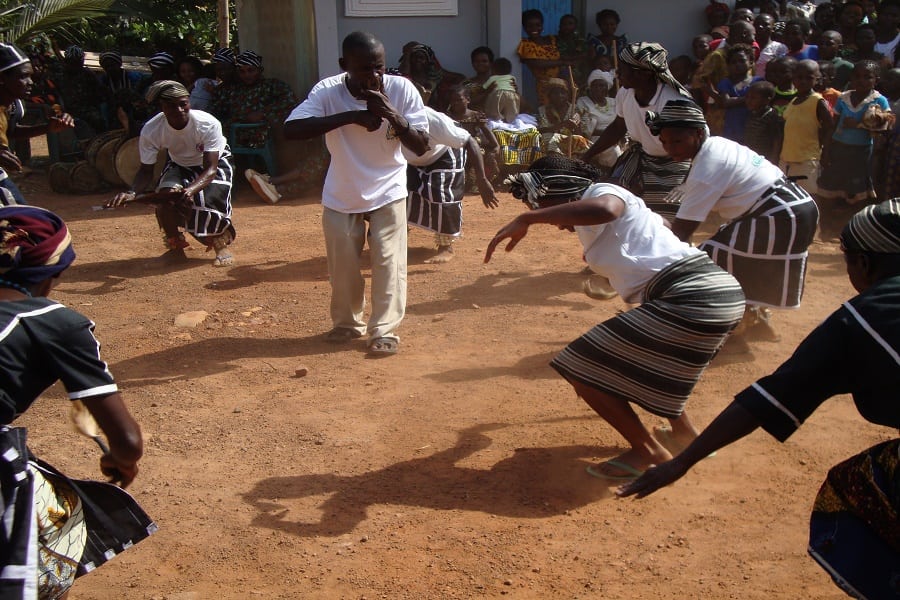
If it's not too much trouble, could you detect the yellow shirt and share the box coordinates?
[782,92,824,162]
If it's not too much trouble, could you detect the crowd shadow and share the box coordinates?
[204,257,329,290]
[242,423,617,538]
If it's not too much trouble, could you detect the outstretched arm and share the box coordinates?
[484,194,625,262]
[617,402,761,498]
[581,116,626,162]
[464,137,498,208]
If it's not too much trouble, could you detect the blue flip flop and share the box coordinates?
[586,459,645,481]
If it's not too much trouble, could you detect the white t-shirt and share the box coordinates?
[139,109,226,167]
[287,73,428,213]
[669,136,785,223]
[576,183,700,304]
[403,107,469,166]
[615,83,686,157]
[189,77,217,112]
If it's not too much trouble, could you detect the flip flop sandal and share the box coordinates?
[585,459,645,481]
[367,337,399,356]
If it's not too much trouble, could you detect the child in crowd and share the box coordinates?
[712,44,761,143]
[780,60,832,196]
[819,60,894,233]
[818,30,855,90]
[816,60,841,110]
[483,58,519,123]
[669,55,694,88]
[744,80,783,163]
[754,13,787,78]
[767,56,798,116]
[445,85,501,185]
[784,18,820,60]
[690,34,713,106]
[557,14,591,88]
[880,68,900,199]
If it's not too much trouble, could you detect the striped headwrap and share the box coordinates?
[235,50,262,68]
[212,47,236,64]
[144,80,190,104]
[99,50,123,67]
[64,45,85,61]
[0,206,75,285]
[505,171,595,209]
[619,42,691,98]
[147,51,175,68]
[0,43,28,74]
[645,99,707,135]
[841,198,900,254]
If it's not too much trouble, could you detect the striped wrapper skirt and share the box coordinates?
[158,148,235,239]
[550,253,746,418]
[609,143,691,222]
[407,147,465,237]
[699,177,818,309]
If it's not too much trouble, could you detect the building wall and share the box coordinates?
[582,1,708,58]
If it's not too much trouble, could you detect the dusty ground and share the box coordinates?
[11,144,892,600]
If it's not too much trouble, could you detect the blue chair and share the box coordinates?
[229,122,276,175]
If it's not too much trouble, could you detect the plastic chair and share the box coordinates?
[229,122,276,175]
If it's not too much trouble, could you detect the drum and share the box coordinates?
[48,162,75,194]
[95,133,125,186]
[84,129,125,167]
[114,137,166,191]
[69,160,104,193]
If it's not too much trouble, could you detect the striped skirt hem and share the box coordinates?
[158,149,234,238]
[550,253,745,418]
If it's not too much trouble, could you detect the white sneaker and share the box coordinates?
[246,169,281,204]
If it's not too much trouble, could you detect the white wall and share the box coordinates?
[582,1,710,59]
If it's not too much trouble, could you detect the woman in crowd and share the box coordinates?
[652,99,819,339]
[0,205,154,598]
[485,155,745,480]
[518,9,571,106]
[536,77,591,156]
[620,198,900,600]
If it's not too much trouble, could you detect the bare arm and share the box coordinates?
[107,163,157,208]
[284,111,382,140]
[362,88,429,155]
[81,391,143,488]
[670,217,702,243]
[581,116,626,162]
[617,402,761,498]
[464,137,498,208]
[484,194,624,262]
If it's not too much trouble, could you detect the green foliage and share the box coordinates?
[0,0,237,58]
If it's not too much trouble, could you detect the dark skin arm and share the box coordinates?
[617,402,762,498]
[81,392,143,488]
[463,136,499,209]
[484,194,625,262]
[669,217,703,244]
[581,116,626,163]
[816,98,834,149]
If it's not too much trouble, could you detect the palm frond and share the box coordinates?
[8,0,125,44]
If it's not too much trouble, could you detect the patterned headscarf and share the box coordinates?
[645,99,708,135]
[64,45,85,61]
[841,198,900,254]
[99,50,123,67]
[0,43,29,74]
[212,48,236,64]
[505,171,595,209]
[147,51,175,69]
[144,80,190,104]
[0,206,75,285]
[235,50,262,68]
[619,42,691,98]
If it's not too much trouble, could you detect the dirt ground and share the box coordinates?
[11,142,893,600]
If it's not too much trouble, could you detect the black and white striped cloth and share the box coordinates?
[700,177,818,308]
[609,143,691,222]
[406,146,466,237]
[550,253,746,418]
[157,149,235,240]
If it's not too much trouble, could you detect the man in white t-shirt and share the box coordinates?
[107,80,236,267]
[284,32,428,356]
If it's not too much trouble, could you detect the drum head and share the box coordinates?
[115,137,166,191]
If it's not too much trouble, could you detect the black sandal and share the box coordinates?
[325,327,362,343]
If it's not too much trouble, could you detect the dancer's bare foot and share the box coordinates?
[425,245,454,264]
[586,447,672,480]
